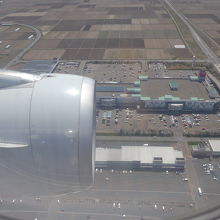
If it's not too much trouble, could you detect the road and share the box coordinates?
[164,0,220,64]
[178,141,203,210]
[2,22,42,69]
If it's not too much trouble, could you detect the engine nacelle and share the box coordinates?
[0,71,96,196]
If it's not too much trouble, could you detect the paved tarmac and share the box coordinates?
[0,167,194,220]
[0,140,218,220]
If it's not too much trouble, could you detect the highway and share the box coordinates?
[2,22,42,69]
[164,0,220,65]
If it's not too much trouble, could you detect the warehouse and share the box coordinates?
[191,142,212,158]
[208,140,220,156]
[191,140,220,158]
[96,145,185,171]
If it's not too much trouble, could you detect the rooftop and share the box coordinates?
[140,96,151,101]
[189,76,199,81]
[96,146,184,164]
[158,94,180,101]
[191,142,212,152]
[169,81,178,89]
[138,76,149,81]
[96,86,125,92]
[131,94,141,97]
[134,81,141,87]
[127,88,141,94]
[209,140,220,152]
[140,78,211,100]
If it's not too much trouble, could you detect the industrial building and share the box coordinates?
[96,145,185,171]
[191,140,220,157]
[208,140,220,156]
[191,142,212,158]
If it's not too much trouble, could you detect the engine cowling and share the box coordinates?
[0,71,96,196]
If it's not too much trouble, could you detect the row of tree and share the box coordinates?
[119,129,173,137]
[183,131,220,137]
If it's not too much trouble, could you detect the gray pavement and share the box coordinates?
[0,169,194,220]
[0,140,219,219]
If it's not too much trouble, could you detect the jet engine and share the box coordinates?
[0,70,96,196]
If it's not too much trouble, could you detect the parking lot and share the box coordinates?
[193,158,220,194]
[96,109,169,135]
[147,62,200,78]
[191,158,220,209]
[96,109,220,136]
[83,62,142,82]
[88,62,199,81]
[54,61,80,74]
[53,61,203,83]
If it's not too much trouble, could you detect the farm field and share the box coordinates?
[172,0,220,57]
[0,0,193,60]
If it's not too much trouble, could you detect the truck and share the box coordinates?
[198,187,202,196]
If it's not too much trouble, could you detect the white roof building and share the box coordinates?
[209,140,220,155]
[174,45,186,49]
[96,145,184,170]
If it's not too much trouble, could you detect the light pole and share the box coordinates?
[192,55,196,72]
